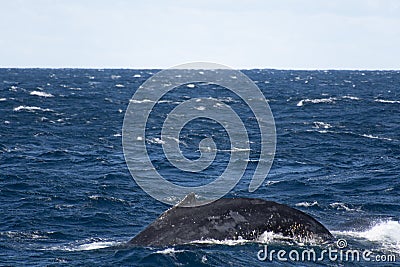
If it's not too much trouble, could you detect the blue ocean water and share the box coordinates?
[0,68,399,266]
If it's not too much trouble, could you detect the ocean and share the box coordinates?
[0,68,399,266]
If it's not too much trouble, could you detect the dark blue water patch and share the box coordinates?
[1,69,400,265]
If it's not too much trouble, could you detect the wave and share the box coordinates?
[13,106,54,112]
[342,95,360,100]
[48,239,121,252]
[329,202,361,212]
[129,99,154,104]
[155,248,187,255]
[88,194,129,204]
[265,180,281,186]
[189,231,323,247]
[361,134,393,141]
[297,97,336,107]
[0,230,50,240]
[333,220,400,254]
[375,99,400,104]
[297,95,361,107]
[313,121,332,129]
[30,91,54,97]
[190,238,250,246]
[295,201,319,208]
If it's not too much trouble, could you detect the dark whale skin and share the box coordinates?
[129,197,333,247]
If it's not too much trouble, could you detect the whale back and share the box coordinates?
[129,196,333,246]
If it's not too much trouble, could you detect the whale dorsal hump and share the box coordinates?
[176,192,197,207]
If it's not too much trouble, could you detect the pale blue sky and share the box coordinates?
[1,0,399,69]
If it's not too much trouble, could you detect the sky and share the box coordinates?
[0,0,399,69]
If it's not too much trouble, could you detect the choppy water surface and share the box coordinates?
[0,69,399,266]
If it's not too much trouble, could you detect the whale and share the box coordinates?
[129,193,333,247]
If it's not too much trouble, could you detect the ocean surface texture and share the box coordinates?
[1,69,399,266]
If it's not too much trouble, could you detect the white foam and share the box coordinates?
[191,238,249,246]
[195,106,206,111]
[313,121,332,129]
[115,84,124,88]
[30,91,54,97]
[265,180,280,186]
[155,248,186,254]
[375,99,400,104]
[13,106,53,112]
[129,99,153,104]
[258,231,288,243]
[50,240,120,252]
[0,231,49,240]
[147,137,165,145]
[297,97,336,107]
[72,241,118,251]
[361,134,393,141]
[295,201,319,208]
[329,202,360,212]
[133,74,141,78]
[111,75,121,79]
[186,84,195,88]
[334,220,400,254]
[222,147,251,152]
[342,95,360,100]
[0,98,6,101]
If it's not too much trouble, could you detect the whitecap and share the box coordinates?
[375,99,400,104]
[13,106,54,112]
[295,201,319,208]
[195,106,206,111]
[186,83,195,88]
[113,133,121,137]
[147,137,165,145]
[111,75,121,79]
[191,238,249,246]
[133,74,141,78]
[342,95,360,100]
[129,99,153,104]
[329,202,360,212]
[361,134,393,141]
[333,220,400,254]
[30,91,54,97]
[155,248,186,254]
[265,180,280,186]
[297,97,336,107]
[53,241,120,251]
[313,121,332,129]
[0,98,6,101]
[115,84,124,88]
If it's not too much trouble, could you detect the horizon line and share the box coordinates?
[0,66,399,71]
